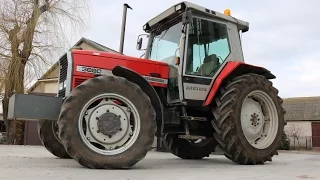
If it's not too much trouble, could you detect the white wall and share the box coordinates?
[44,81,58,94]
[285,121,312,137]
[284,121,312,148]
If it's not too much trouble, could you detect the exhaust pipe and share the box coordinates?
[119,3,132,54]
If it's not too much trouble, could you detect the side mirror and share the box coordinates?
[136,34,149,51]
[137,38,143,50]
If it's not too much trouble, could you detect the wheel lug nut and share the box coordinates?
[97,130,100,133]
[109,135,112,138]
[119,128,122,131]
[96,117,99,120]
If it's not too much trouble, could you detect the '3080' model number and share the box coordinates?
[76,65,103,74]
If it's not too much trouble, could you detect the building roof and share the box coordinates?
[27,37,118,93]
[283,96,320,121]
[74,37,118,53]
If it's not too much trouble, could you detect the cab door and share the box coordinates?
[180,16,233,106]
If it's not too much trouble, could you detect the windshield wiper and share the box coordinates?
[159,29,168,40]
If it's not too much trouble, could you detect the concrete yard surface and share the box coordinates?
[0,145,320,180]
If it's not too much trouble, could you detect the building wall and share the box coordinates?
[78,42,99,50]
[285,121,312,149]
[285,121,312,137]
[44,81,58,93]
[32,82,45,93]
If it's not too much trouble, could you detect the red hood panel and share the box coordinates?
[71,50,170,87]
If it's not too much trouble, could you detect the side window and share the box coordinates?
[185,17,230,77]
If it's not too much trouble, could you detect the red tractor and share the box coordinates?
[8,1,286,169]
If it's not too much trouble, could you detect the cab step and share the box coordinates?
[178,135,206,140]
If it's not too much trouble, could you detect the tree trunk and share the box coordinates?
[2,58,26,145]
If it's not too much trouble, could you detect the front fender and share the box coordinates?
[204,61,276,106]
[112,65,164,137]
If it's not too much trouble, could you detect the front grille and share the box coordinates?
[58,89,66,97]
[58,54,68,97]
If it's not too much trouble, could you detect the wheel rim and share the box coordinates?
[51,121,61,143]
[78,93,140,155]
[240,90,278,149]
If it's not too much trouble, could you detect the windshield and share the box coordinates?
[149,22,182,65]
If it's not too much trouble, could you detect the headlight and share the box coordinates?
[59,80,67,90]
[59,82,63,90]
[175,4,182,11]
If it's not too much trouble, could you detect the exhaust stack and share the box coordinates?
[119,3,132,54]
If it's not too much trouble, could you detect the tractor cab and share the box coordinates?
[137,1,249,106]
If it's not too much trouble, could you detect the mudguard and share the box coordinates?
[204,61,276,106]
[112,65,164,137]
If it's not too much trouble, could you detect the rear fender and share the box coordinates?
[204,62,276,106]
[112,65,164,137]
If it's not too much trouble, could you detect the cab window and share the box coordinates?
[185,17,230,77]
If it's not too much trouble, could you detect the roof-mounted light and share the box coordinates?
[175,4,182,11]
[224,9,231,16]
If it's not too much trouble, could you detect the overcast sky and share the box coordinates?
[74,0,319,99]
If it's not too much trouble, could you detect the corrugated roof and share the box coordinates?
[79,38,118,53]
[283,96,320,121]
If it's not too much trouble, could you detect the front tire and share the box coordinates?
[211,73,285,165]
[37,120,71,159]
[58,75,156,169]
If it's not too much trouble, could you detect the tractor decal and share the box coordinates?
[76,65,168,85]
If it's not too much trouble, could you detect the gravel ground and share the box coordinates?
[0,145,319,180]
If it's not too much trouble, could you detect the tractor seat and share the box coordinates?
[198,54,220,77]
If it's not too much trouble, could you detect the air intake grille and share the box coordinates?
[58,54,68,97]
[74,78,86,87]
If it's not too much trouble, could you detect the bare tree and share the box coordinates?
[0,0,90,144]
[286,123,306,149]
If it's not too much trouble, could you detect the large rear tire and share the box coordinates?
[211,73,285,165]
[37,120,71,159]
[164,134,217,159]
[58,75,156,169]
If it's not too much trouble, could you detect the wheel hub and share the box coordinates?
[97,112,122,136]
[250,113,260,127]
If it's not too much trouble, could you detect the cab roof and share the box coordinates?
[143,1,249,33]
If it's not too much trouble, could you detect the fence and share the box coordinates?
[286,136,320,150]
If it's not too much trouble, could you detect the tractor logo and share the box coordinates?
[143,76,166,84]
[186,86,207,91]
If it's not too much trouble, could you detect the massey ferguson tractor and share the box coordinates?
[7,1,286,169]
